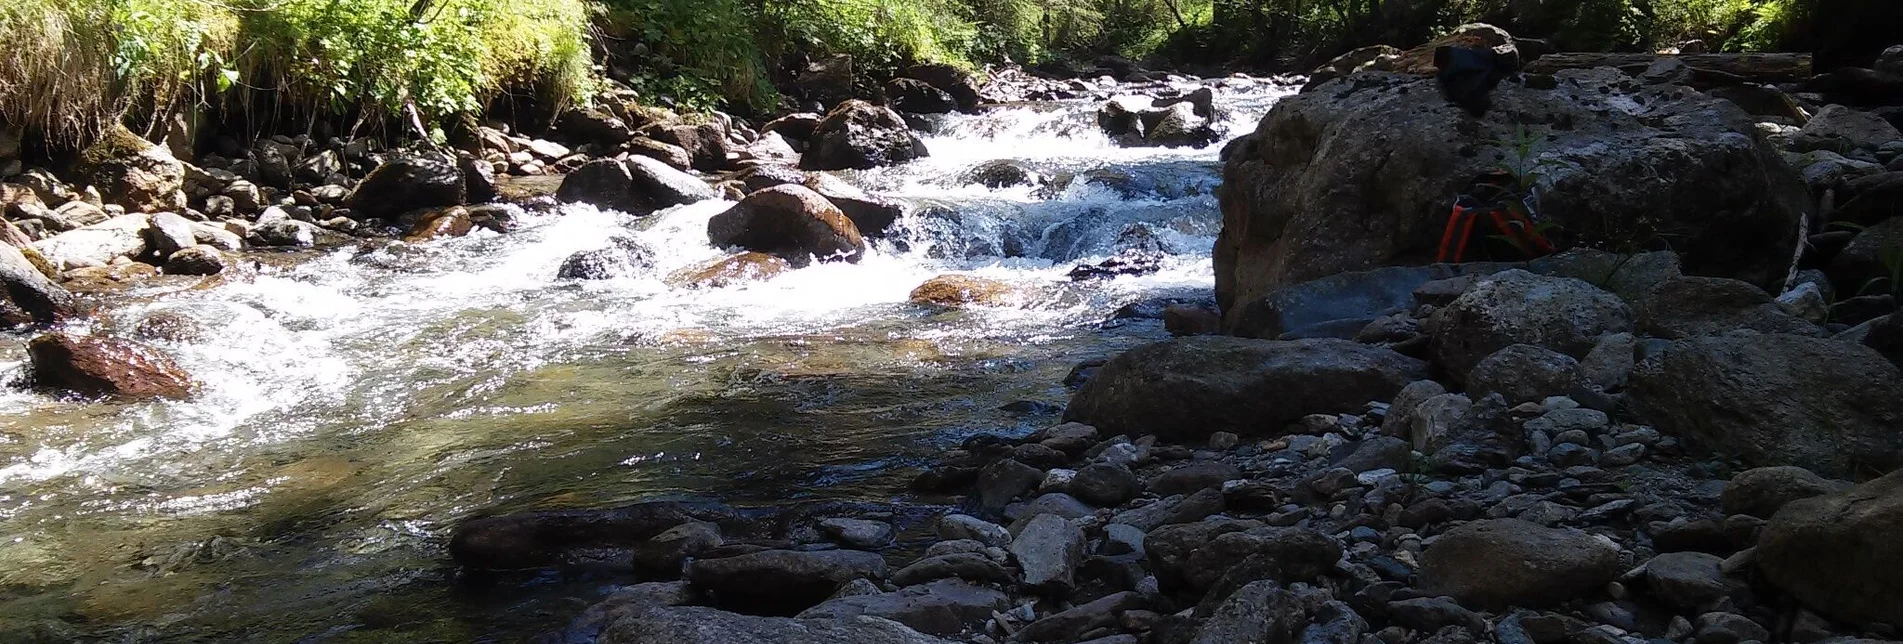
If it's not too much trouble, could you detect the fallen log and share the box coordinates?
[1523,52,1813,83]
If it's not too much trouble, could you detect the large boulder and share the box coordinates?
[0,244,75,326]
[1722,466,1849,519]
[1628,333,1903,478]
[31,214,151,270]
[1419,518,1623,609]
[599,606,948,644]
[1756,468,1903,627]
[79,125,184,213]
[557,157,717,215]
[1634,276,1821,339]
[801,101,929,171]
[707,185,865,266]
[1216,69,1808,321]
[346,151,465,220]
[886,78,957,115]
[1424,270,1633,378]
[27,332,194,400]
[1063,336,1428,442]
[686,549,888,615]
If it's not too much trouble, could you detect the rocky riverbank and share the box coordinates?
[435,27,1903,644]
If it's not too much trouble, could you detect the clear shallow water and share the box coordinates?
[0,78,1294,642]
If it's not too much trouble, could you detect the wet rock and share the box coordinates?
[558,238,655,280]
[1721,466,1848,519]
[1010,513,1085,592]
[964,160,1036,189]
[27,332,193,400]
[1466,344,1588,405]
[673,252,790,289]
[0,244,75,326]
[798,578,1007,635]
[556,157,717,216]
[346,151,464,220]
[162,246,226,276]
[1426,270,1633,379]
[1628,333,1903,478]
[1756,468,1903,627]
[557,108,635,146]
[687,549,887,615]
[1217,70,1806,317]
[909,275,1014,308]
[800,173,903,237]
[1064,336,1427,442]
[31,214,150,270]
[645,123,734,172]
[596,605,949,644]
[1419,518,1622,609]
[801,101,929,171]
[708,185,865,266]
[1644,552,1742,612]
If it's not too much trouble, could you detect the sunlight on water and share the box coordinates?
[0,78,1297,641]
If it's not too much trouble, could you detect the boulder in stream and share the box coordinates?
[909,275,1014,308]
[0,243,75,326]
[557,157,717,216]
[801,101,929,171]
[707,185,865,265]
[27,332,194,400]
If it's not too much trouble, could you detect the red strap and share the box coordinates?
[1437,206,1475,263]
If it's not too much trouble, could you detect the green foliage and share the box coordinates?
[0,0,592,146]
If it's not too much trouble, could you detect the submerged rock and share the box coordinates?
[557,238,655,280]
[27,333,193,400]
[673,252,791,289]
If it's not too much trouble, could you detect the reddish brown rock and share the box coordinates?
[27,332,194,400]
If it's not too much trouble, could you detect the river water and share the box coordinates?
[0,78,1293,642]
